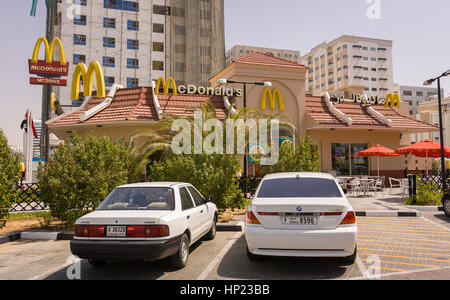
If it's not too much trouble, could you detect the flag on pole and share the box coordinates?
[30,0,38,17]
[20,110,39,139]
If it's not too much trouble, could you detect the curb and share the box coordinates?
[0,232,21,245]
[406,206,444,212]
[356,211,421,217]
[217,222,243,232]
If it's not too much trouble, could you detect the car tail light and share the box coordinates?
[127,226,146,238]
[246,211,261,225]
[145,225,170,238]
[75,225,89,237]
[321,212,343,216]
[340,211,356,225]
[257,212,279,216]
[89,225,106,237]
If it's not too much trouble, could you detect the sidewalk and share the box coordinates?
[347,188,417,213]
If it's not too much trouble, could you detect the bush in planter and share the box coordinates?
[38,134,130,226]
[406,181,443,206]
[149,153,245,211]
[0,129,20,229]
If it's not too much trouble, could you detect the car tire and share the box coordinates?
[341,247,357,265]
[444,197,450,218]
[247,246,263,261]
[171,234,190,269]
[203,220,216,241]
[88,259,106,267]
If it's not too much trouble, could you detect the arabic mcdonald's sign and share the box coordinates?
[260,88,285,111]
[71,61,106,100]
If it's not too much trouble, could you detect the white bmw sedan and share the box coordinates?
[70,183,217,269]
[245,173,357,264]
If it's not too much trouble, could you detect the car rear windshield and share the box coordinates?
[257,178,342,198]
[97,187,175,211]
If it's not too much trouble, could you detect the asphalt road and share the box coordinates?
[1,212,450,280]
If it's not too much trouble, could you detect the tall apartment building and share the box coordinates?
[52,0,225,106]
[393,84,444,115]
[301,35,394,98]
[226,45,301,66]
[413,97,450,144]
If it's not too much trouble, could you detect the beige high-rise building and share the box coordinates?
[301,35,394,98]
[413,96,450,145]
[226,45,301,66]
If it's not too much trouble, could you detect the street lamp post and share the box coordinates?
[424,70,450,190]
[217,79,272,198]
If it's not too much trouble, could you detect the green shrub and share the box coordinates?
[406,181,443,206]
[150,153,245,211]
[38,134,130,226]
[0,129,20,229]
[264,135,320,175]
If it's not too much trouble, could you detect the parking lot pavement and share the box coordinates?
[356,216,450,278]
[3,216,450,280]
[0,239,72,280]
[420,211,450,231]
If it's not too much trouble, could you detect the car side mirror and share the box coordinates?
[343,189,348,195]
[205,196,214,203]
[250,189,257,197]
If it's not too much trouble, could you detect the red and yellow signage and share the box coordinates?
[71,61,106,100]
[28,36,69,86]
[260,88,285,111]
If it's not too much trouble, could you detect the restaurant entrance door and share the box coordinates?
[332,143,369,176]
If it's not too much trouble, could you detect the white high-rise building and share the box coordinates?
[51,0,225,106]
[301,35,394,98]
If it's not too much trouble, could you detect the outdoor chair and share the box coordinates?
[389,178,402,195]
[350,179,363,197]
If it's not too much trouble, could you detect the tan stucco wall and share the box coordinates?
[210,62,308,139]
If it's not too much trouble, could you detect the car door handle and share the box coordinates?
[187,215,191,220]
[200,210,204,214]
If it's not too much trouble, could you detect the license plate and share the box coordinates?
[106,226,127,237]
[282,217,318,225]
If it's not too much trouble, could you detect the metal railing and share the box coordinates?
[10,184,46,212]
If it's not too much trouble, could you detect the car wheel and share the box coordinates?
[88,259,106,267]
[444,198,450,218]
[247,246,263,261]
[204,220,216,241]
[341,247,357,265]
[171,234,190,269]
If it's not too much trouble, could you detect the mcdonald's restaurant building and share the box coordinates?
[47,52,438,178]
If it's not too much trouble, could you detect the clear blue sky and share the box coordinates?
[1,0,449,147]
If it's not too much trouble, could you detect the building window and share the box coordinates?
[152,61,164,71]
[74,0,87,6]
[153,42,164,52]
[73,54,86,65]
[103,37,115,48]
[127,77,139,88]
[332,143,369,176]
[127,39,139,50]
[73,34,86,45]
[153,5,166,15]
[403,91,413,96]
[102,56,115,68]
[104,0,138,12]
[127,20,139,31]
[103,17,116,29]
[153,23,164,33]
[416,91,424,97]
[105,76,115,87]
[127,58,139,69]
[74,15,87,25]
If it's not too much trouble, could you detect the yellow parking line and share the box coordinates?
[359,252,450,263]
[359,247,450,258]
[359,242,450,253]
[358,226,442,233]
[358,238,450,248]
[359,230,450,239]
[357,222,439,228]
[358,235,450,245]
[359,258,439,268]
[358,262,406,273]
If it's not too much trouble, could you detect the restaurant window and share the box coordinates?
[332,143,369,176]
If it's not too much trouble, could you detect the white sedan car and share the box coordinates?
[70,183,217,269]
[245,173,357,264]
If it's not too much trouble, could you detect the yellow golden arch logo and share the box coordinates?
[71,61,106,100]
[31,36,67,65]
[260,88,285,111]
[155,77,177,96]
[385,93,401,109]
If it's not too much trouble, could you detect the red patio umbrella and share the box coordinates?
[358,145,400,177]
[395,140,450,174]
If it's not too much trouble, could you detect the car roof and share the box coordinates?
[262,172,336,180]
[116,182,190,189]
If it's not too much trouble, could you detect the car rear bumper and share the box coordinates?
[245,225,357,258]
[70,235,182,261]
